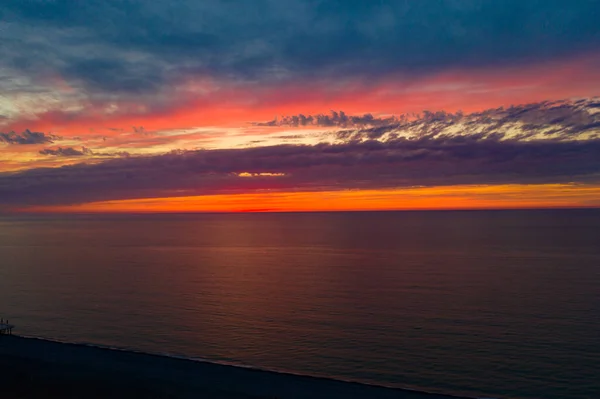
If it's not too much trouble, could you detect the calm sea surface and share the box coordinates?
[1,210,599,399]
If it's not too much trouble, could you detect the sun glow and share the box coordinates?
[237,172,287,177]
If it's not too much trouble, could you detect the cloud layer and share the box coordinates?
[2,131,600,208]
[4,1,600,92]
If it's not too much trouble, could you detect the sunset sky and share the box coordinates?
[2,0,600,213]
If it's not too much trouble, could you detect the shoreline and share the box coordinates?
[0,335,473,399]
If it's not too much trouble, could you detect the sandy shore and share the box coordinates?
[0,335,468,399]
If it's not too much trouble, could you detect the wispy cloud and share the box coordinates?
[333,99,600,143]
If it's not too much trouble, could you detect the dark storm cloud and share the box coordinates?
[2,132,600,206]
[0,130,56,145]
[2,0,600,94]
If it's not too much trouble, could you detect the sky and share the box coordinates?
[2,0,600,213]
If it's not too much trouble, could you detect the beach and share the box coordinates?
[0,335,466,399]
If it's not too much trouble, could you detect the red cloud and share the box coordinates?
[3,55,600,142]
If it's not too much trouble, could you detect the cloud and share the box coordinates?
[333,99,600,143]
[255,111,399,127]
[2,0,600,98]
[39,146,130,158]
[39,146,91,157]
[268,99,600,139]
[0,129,56,145]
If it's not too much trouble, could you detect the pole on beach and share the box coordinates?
[0,318,12,335]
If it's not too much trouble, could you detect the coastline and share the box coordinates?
[0,335,471,399]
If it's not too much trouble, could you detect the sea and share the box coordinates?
[1,210,599,399]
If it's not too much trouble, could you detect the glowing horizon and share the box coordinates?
[15,184,600,214]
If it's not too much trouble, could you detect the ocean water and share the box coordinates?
[0,210,599,399]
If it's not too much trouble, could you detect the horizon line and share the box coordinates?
[3,205,600,217]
